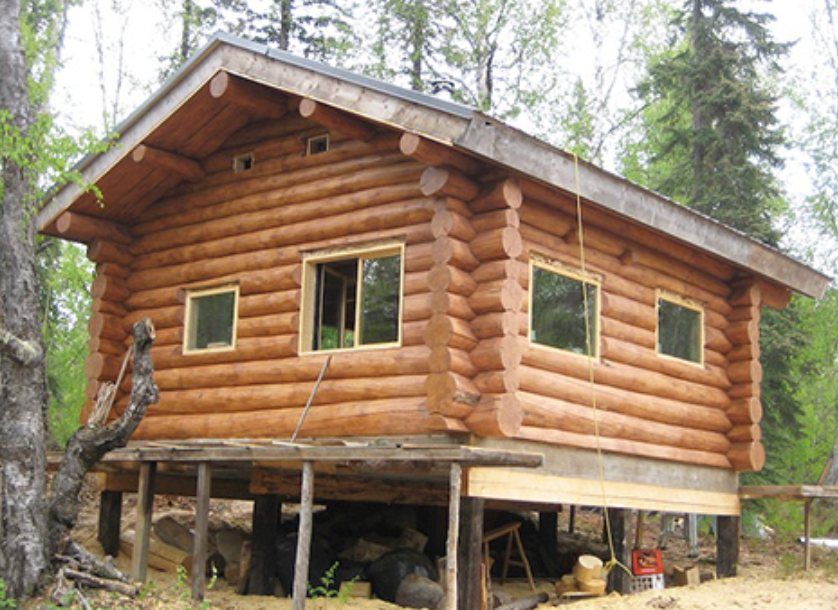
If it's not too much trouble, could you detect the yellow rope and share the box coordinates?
[571,152,632,579]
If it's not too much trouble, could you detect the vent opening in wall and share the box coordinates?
[233,152,254,172]
[306,133,330,156]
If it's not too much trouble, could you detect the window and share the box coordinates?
[233,152,254,172]
[306,133,329,156]
[657,293,703,364]
[301,245,402,352]
[529,259,599,357]
[183,285,239,353]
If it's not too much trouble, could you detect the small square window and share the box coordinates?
[184,286,239,353]
[233,152,254,172]
[301,245,402,352]
[306,133,330,156]
[657,293,703,364]
[529,260,599,357]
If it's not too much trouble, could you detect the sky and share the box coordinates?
[52,0,836,277]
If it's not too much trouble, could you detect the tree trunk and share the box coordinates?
[279,0,293,50]
[0,0,51,598]
[825,426,838,486]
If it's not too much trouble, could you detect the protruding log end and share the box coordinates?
[299,98,376,141]
[209,71,286,119]
[727,441,765,472]
[56,212,133,246]
[726,397,762,425]
[420,167,480,200]
[472,178,523,212]
[399,132,422,157]
[466,394,523,438]
[209,71,231,99]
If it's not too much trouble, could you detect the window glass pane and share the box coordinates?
[189,291,235,350]
[658,298,702,362]
[360,254,401,345]
[530,266,597,355]
[313,260,357,351]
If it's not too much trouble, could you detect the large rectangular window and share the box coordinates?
[183,285,239,353]
[529,259,599,357]
[657,292,703,364]
[301,245,403,353]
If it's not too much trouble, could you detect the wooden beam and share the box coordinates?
[209,71,287,119]
[97,490,122,557]
[104,471,254,500]
[56,212,133,245]
[247,495,279,595]
[445,463,462,610]
[756,278,791,309]
[716,515,739,578]
[131,144,205,182]
[191,463,211,601]
[399,132,480,175]
[131,462,156,583]
[298,98,376,141]
[457,498,484,610]
[292,461,315,610]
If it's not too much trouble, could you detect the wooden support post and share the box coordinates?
[97,490,122,557]
[192,463,212,601]
[247,495,280,595]
[539,511,559,576]
[568,505,576,534]
[716,515,740,578]
[457,497,484,610]
[445,463,462,610]
[292,461,315,610]
[606,508,631,594]
[803,500,812,571]
[131,462,156,583]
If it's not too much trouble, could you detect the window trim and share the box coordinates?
[528,256,601,361]
[299,241,405,355]
[655,289,705,367]
[306,133,330,156]
[182,284,240,355]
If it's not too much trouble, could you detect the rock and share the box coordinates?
[367,549,439,603]
[153,512,194,553]
[215,527,247,565]
[339,538,392,563]
[395,574,445,609]
[396,528,428,552]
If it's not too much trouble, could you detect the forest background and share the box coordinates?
[34,0,837,538]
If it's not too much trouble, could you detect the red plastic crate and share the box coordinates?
[631,548,663,576]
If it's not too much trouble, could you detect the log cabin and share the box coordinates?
[38,33,830,601]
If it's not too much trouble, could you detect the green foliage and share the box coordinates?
[0,580,17,609]
[560,79,596,159]
[308,561,357,605]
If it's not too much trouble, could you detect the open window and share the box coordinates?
[183,285,239,353]
[529,258,599,358]
[656,292,703,364]
[301,244,403,353]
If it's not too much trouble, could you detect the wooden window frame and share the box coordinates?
[528,255,601,361]
[182,284,240,355]
[655,289,705,367]
[299,241,405,355]
[306,133,330,156]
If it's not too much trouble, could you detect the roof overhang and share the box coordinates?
[37,33,831,299]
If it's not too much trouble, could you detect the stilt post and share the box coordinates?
[606,508,631,594]
[292,461,315,610]
[716,515,740,578]
[445,463,462,610]
[803,500,812,570]
[539,511,559,576]
[192,463,212,601]
[247,494,280,595]
[131,461,156,582]
[97,490,123,557]
[457,497,484,610]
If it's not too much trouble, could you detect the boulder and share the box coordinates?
[367,549,439,603]
[395,574,444,609]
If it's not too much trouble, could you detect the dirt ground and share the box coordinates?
[25,479,838,609]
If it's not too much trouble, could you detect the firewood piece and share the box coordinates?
[299,98,376,141]
[56,212,133,245]
[210,71,287,119]
[399,132,480,174]
[131,144,205,182]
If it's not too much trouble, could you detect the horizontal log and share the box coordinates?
[705,325,733,354]
[237,312,299,338]
[88,240,133,266]
[522,347,730,409]
[727,359,762,384]
[131,145,205,182]
[133,398,432,440]
[432,236,480,271]
[430,208,476,242]
[429,345,477,378]
[210,71,287,119]
[473,370,520,394]
[601,292,656,331]
[621,248,729,297]
[472,259,527,285]
[144,375,427,414]
[151,335,297,370]
[85,352,121,380]
[728,305,759,322]
[427,265,477,296]
[728,424,761,443]
[600,317,655,349]
[516,426,730,469]
[469,279,524,315]
[729,383,759,400]
[727,342,759,362]
[470,335,523,372]
[97,262,130,280]
[90,336,126,357]
[465,394,523,437]
[729,282,761,307]
[56,212,133,245]
[518,364,731,433]
[425,372,480,418]
[425,315,478,351]
[89,313,127,343]
[93,299,127,318]
[757,279,790,309]
[124,305,183,331]
[567,225,625,258]
[398,132,480,174]
[601,337,730,389]
[519,392,730,454]
[471,179,523,213]
[471,311,526,340]
[471,209,520,232]
[420,167,479,200]
[91,274,130,303]
[299,98,376,141]
[726,397,762,425]
[519,201,576,239]
[470,227,523,262]
[727,441,765,472]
